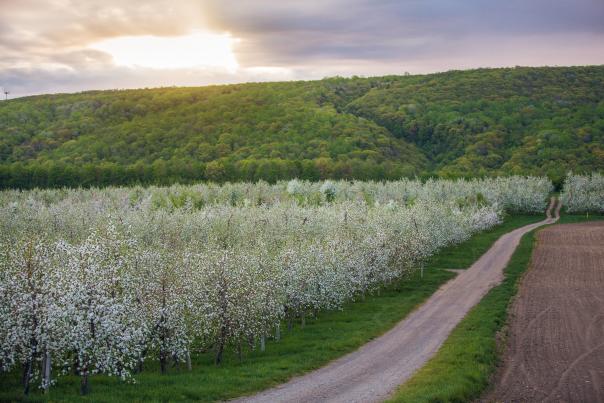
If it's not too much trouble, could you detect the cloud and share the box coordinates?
[203,0,604,66]
[1,0,603,97]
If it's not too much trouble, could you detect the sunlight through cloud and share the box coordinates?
[89,31,239,71]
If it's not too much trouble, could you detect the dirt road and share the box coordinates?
[485,221,604,402]
[235,200,559,403]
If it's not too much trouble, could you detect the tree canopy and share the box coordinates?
[1,66,602,189]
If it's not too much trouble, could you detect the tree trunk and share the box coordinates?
[301,313,306,329]
[215,347,223,365]
[215,341,224,365]
[22,359,32,395]
[159,348,167,374]
[275,324,281,341]
[215,320,228,365]
[186,351,192,371]
[73,356,80,375]
[42,350,51,393]
[80,368,90,395]
[260,334,266,352]
[138,347,149,373]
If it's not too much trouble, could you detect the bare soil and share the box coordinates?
[485,221,604,402]
[234,201,558,403]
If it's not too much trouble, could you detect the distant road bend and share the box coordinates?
[234,198,560,403]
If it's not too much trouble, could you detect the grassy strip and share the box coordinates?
[425,214,541,270]
[0,215,543,402]
[557,213,604,224]
[388,213,604,403]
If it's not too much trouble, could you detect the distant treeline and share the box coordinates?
[0,159,413,189]
[1,65,603,189]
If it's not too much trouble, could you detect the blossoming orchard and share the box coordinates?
[561,172,604,213]
[0,177,553,394]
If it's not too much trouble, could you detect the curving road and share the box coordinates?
[235,198,559,403]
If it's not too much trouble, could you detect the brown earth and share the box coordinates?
[485,221,604,403]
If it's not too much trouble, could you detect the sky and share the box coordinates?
[1,0,604,97]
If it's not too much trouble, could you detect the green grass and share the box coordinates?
[388,213,604,403]
[558,213,604,224]
[0,215,543,402]
[425,214,542,270]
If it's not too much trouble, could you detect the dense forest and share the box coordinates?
[0,66,602,189]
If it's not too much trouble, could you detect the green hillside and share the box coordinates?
[1,66,603,188]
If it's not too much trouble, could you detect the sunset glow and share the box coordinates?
[2,0,604,97]
[90,31,239,71]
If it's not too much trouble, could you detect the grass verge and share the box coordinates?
[557,213,604,224]
[0,215,543,402]
[388,213,604,403]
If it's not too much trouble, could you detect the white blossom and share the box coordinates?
[0,176,554,394]
[560,172,604,213]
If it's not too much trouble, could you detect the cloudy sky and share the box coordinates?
[1,0,603,97]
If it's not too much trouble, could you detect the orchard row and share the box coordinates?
[561,172,604,213]
[0,176,552,395]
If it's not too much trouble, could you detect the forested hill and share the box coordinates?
[1,65,603,189]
